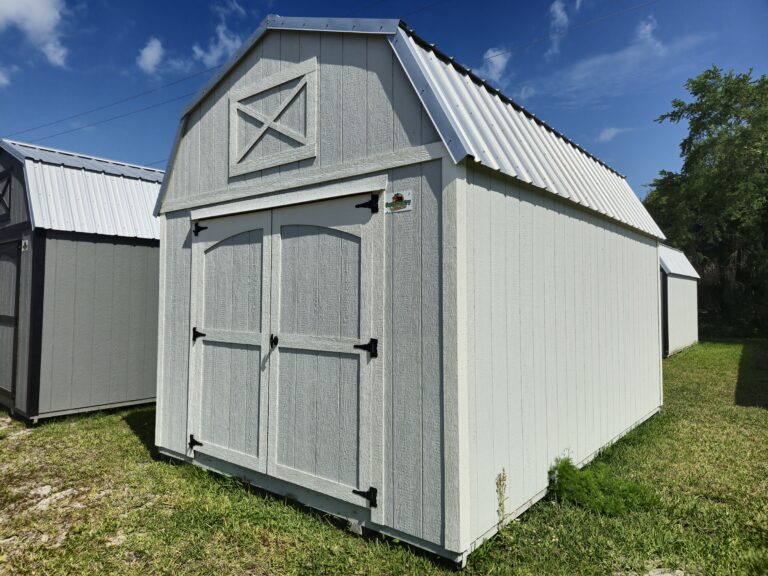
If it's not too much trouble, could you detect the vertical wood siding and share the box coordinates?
[37,234,158,415]
[666,276,698,354]
[464,164,662,542]
[162,33,438,207]
[12,233,33,412]
[155,212,192,454]
[383,160,443,544]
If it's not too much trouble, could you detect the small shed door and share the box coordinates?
[187,212,272,472]
[0,241,19,400]
[267,194,384,512]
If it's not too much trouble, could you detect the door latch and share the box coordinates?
[354,193,379,214]
[352,486,378,508]
[270,334,279,349]
[353,338,378,358]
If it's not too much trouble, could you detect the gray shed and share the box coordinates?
[154,16,666,565]
[0,139,162,422]
[659,244,699,356]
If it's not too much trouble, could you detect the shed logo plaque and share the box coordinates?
[385,190,413,213]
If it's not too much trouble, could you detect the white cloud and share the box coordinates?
[0,0,67,67]
[213,0,246,20]
[136,37,164,75]
[527,16,705,107]
[0,68,9,87]
[192,22,242,68]
[546,0,570,57]
[475,46,512,86]
[596,127,627,142]
[516,84,537,102]
[574,0,583,10]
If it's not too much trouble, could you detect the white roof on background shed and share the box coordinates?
[659,244,700,279]
[0,140,162,240]
[166,15,664,239]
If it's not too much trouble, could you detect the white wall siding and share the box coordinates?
[37,234,158,415]
[463,164,662,543]
[161,32,439,212]
[667,276,698,355]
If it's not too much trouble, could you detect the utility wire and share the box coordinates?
[30,91,197,144]
[483,0,663,61]
[2,64,221,139]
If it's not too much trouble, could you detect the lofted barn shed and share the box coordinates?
[154,16,666,565]
[0,140,162,422]
[659,244,700,356]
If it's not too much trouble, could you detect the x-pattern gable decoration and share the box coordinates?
[0,171,10,220]
[229,57,317,177]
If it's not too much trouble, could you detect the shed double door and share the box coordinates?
[0,241,19,400]
[188,193,383,512]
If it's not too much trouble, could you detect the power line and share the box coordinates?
[3,64,221,139]
[484,0,663,61]
[30,91,197,144]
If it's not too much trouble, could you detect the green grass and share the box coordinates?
[1,341,767,575]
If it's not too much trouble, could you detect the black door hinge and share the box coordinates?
[353,338,378,358]
[192,326,206,342]
[193,221,208,236]
[270,334,279,349]
[355,193,379,214]
[352,486,378,508]
[189,434,203,450]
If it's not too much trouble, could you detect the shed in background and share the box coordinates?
[0,140,162,422]
[659,243,700,356]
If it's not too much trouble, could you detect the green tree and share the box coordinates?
[644,66,768,336]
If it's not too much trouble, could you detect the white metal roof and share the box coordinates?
[659,244,700,279]
[0,140,162,240]
[164,15,664,239]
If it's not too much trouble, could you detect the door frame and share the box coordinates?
[0,238,21,405]
[186,211,273,473]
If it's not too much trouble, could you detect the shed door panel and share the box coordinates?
[188,213,271,473]
[0,241,18,397]
[268,195,383,511]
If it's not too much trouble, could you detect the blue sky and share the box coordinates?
[0,0,766,196]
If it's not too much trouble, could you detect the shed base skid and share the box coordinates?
[29,397,155,424]
[159,447,466,566]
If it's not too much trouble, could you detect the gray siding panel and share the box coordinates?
[12,233,33,413]
[464,164,662,545]
[38,235,158,416]
[384,160,443,544]
[155,212,192,454]
[162,33,439,209]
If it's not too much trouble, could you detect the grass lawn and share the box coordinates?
[1,341,767,575]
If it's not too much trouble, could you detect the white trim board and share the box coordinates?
[191,174,388,221]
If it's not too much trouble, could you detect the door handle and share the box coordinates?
[270,334,279,349]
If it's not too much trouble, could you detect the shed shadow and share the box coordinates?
[122,406,159,458]
[735,341,768,409]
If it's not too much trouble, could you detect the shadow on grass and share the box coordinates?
[735,341,768,409]
[123,407,159,457]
